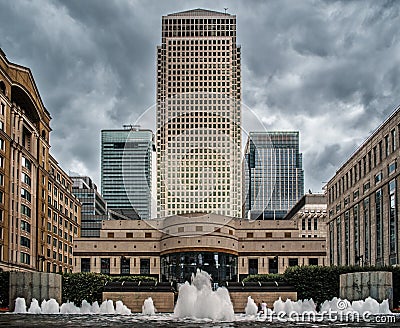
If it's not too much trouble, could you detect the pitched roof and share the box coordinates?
[166,8,232,17]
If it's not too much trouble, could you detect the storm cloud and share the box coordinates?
[1,0,399,192]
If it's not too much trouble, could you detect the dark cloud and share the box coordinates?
[1,0,399,193]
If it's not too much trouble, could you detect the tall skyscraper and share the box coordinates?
[244,131,304,220]
[156,9,242,218]
[101,127,153,219]
[71,176,107,237]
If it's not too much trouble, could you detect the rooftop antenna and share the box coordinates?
[224,8,228,14]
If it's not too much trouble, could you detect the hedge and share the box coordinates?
[0,271,9,307]
[243,265,400,307]
[62,273,157,305]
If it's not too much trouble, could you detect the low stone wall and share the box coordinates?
[339,271,393,309]
[9,272,62,311]
[103,291,175,313]
[229,291,297,313]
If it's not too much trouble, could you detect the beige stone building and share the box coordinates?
[284,194,327,239]
[74,213,326,282]
[0,48,81,273]
[327,107,400,267]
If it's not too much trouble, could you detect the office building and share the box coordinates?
[71,176,107,237]
[0,49,81,273]
[244,131,304,220]
[327,106,400,267]
[284,194,327,239]
[156,9,242,218]
[101,127,153,220]
[74,213,326,281]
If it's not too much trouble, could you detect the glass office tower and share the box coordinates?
[244,131,304,220]
[101,127,153,219]
[71,176,107,237]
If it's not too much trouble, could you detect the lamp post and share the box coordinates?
[355,255,364,267]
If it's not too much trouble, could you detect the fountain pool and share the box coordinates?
[2,269,399,327]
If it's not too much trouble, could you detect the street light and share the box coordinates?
[355,255,364,267]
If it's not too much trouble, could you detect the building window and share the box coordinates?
[391,129,396,152]
[284,232,291,238]
[21,220,31,233]
[145,232,152,238]
[314,218,318,231]
[22,157,31,170]
[269,257,278,274]
[81,258,91,272]
[265,232,272,238]
[363,182,370,193]
[100,258,110,274]
[20,236,30,248]
[288,258,298,267]
[22,172,31,186]
[388,162,397,175]
[389,179,397,264]
[20,252,30,265]
[21,204,31,218]
[344,211,350,266]
[248,258,258,275]
[107,232,114,238]
[246,232,254,238]
[309,258,318,266]
[336,217,341,265]
[120,257,130,275]
[329,221,334,265]
[385,135,390,157]
[307,218,312,230]
[140,258,150,275]
[375,189,383,264]
[21,188,31,202]
[363,198,370,264]
[375,172,382,184]
[353,205,359,263]
[126,232,133,238]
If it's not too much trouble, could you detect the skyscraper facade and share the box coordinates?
[101,127,153,220]
[71,176,107,237]
[156,9,242,218]
[244,131,304,220]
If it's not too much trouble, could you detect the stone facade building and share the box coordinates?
[284,194,327,239]
[73,213,327,282]
[0,48,81,273]
[327,107,400,267]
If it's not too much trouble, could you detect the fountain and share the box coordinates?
[28,299,41,314]
[244,296,258,316]
[272,296,392,315]
[7,279,397,327]
[142,297,156,315]
[12,298,132,315]
[173,269,235,321]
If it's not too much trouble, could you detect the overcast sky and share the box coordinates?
[1,0,399,193]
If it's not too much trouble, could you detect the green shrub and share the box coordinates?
[110,275,157,283]
[62,272,111,305]
[243,273,285,283]
[0,271,9,307]
[62,273,158,305]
